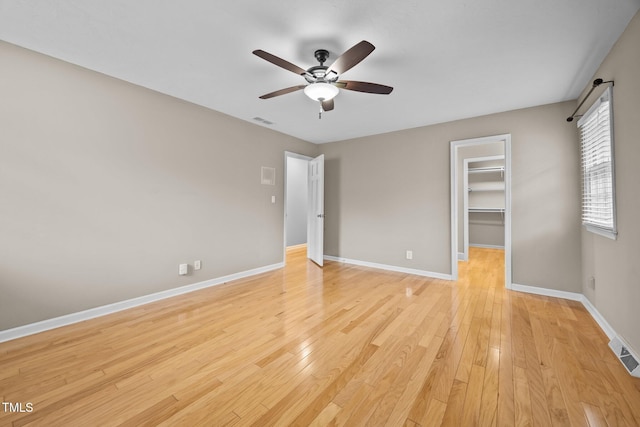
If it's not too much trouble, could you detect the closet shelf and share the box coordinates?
[468,166,504,174]
[469,207,505,213]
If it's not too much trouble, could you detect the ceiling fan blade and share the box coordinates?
[253,49,308,76]
[326,41,375,76]
[259,85,306,99]
[321,99,334,112]
[336,80,393,94]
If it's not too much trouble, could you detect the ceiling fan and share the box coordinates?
[253,40,393,117]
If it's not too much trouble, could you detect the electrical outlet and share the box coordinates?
[194,260,201,270]
[406,250,413,260]
[588,276,596,289]
[179,264,188,276]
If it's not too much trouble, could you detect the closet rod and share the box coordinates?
[566,78,614,122]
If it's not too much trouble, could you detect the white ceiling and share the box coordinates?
[1,1,638,144]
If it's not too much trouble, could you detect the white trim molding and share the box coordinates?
[580,294,616,339]
[0,262,284,343]
[511,283,582,301]
[324,255,452,281]
[286,243,308,250]
[469,244,505,250]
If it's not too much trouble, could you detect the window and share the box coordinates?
[578,86,617,239]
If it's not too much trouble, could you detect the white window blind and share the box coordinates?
[577,86,617,239]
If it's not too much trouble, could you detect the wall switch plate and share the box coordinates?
[194,260,201,270]
[406,250,413,260]
[179,263,188,275]
[271,195,276,204]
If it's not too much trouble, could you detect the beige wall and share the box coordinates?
[320,100,582,291]
[321,127,452,273]
[579,12,640,355]
[0,41,317,330]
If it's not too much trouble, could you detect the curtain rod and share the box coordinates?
[566,78,614,122]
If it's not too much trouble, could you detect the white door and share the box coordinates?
[307,154,324,266]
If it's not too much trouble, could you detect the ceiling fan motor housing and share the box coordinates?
[305,50,338,83]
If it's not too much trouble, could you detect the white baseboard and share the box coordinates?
[510,283,583,302]
[580,294,616,339]
[0,262,284,343]
[286,243,307,250]
[458,252,467,261]
[323,255,452,281]
[469,244,505,250]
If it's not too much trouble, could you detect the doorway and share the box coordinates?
[450,134,512,288]
[284,152,311,262]
[283,152,325,267]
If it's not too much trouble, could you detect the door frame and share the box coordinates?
[450,134,512,288]
[283,151,313,263]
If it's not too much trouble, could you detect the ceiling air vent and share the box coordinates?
[253,117,274,125]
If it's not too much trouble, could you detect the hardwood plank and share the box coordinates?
[513,366,534,427]
[460,363,485,426]
[541,366,571,427]
[552,341,591,427]
[438,379,468,426]
[364,343,428,425]
[287,341,379,425]
[383,334,444,426]
[597,360,640,425]
[330,381,374,426]
[497,290,515,427]
[597,390,636,427]
[308,402,341,427]
[419,398,448,427]
[454,320,482,383]
[582,402,610,427]
[479,347,500,427]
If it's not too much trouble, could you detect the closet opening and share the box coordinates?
[450,135,512,288]
[463,155,505,260]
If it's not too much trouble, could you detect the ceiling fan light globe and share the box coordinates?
[304,82,339,102]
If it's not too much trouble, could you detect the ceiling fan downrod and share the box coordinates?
[314,49,329,66]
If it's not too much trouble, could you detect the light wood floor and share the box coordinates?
[1,247,639,426]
